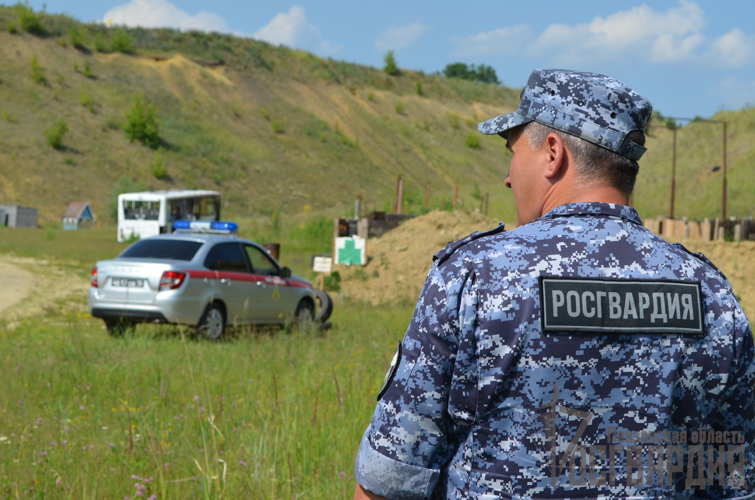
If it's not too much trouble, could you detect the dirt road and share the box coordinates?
[0,259,35,316]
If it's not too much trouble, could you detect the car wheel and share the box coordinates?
[197,303,225,340]
[105,318,133,337]
[294,300,314,332]
[314,289,333,323]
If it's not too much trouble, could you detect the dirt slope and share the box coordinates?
[337,211,755,319]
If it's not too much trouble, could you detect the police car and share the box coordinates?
[88,220,328,338]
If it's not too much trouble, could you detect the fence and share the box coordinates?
[644,216,755,241]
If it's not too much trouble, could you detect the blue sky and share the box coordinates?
[28,0,755,118]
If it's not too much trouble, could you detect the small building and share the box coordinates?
[62,201,95,230]
[0,204,38,228]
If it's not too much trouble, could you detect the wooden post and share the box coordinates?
[453,186,458,208]
[319,273,325,290]
[395,174,402,214]
[484,193,489,216]
[396,177,404,215]
[425,183,430,209]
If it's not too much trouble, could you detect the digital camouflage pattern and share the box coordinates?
[355,202,755,500]
[477,69,653,161]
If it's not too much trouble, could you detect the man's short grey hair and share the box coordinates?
[520,121,644,196]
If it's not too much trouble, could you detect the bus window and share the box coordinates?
[199,197,220,221]
[124,201,160,220]
[148,201,160,220]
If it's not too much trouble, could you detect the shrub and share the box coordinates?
[271,120,284,134]
[29,54,44,84]
[68,25,84,48]
[57,38,67,47]
[465,133,481,149]
[15,1,44,34]
[367,91,375,101]
[466,118,476,128]
[324,271,341,292]
[124,94,160,148]
[448,113,460,129]
[415,81,423,96]
[395,101,405,114]
[111,28,134,53]
[2,110,16,123]
[151,152,168,179]
[45,119,68,150]
[383,50,398,76]
[79,89,95,113]
[83,58,93,78]
[7,21,18,34]
[94,31,107,52]
[260,108,269,120]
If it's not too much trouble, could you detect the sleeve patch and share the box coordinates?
[377,342,402,401]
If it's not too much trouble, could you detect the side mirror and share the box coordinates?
[281,267,292,278]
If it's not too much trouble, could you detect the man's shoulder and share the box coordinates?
[432,223,507,266]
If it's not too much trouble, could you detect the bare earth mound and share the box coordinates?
[337,212,755,319]
[337,210,501,305]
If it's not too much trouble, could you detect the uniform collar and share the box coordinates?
[537,202,643,226]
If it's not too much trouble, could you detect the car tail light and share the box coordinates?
[90,267,98,288]
[159,271,186,291]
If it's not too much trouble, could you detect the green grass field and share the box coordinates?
[0,216,415,499]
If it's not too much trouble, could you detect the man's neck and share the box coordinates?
[540,184,630,217]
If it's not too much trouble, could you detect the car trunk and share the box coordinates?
[96,260,173,305]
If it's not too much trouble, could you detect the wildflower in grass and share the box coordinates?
[61,440,67,445]
[339,472,346,478]
[163,463,169,467]
[194,395,200,401]
[110,443,115,447]
[233,428,237,433]
[111,468,115,472]
[239,460,246,466]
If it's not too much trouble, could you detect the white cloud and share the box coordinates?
[707,29,755,67]
[449,1,755,68]
[252,6,341,56]
[449,25,534,58]
[103,0,231,33]
[374,23,430,52]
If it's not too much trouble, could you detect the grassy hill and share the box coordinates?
[0,5,752,225]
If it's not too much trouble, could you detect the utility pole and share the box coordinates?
[722,121,727,221]
[670,126,676,219]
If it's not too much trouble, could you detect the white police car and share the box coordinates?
[88,220,328,338]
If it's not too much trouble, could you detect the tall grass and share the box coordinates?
[0,293,410,498]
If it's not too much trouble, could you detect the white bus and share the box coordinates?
[117,190,221,242]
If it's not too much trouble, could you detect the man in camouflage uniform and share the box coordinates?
[353,69,755,500]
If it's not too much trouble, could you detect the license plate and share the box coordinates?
[111,278,145,288]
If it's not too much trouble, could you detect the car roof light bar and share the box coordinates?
[173,220,239,234]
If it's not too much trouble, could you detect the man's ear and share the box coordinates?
[544,133,566,179]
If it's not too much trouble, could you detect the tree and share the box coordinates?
[383,50,398,76]
[125,94,160,148]
[443,62,500,85]
[111,28,134,53]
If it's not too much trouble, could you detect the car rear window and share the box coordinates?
[120,239,204,261]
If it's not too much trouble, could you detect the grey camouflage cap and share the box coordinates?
[478,69,652,160]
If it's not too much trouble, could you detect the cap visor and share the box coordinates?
[477,111,532,137]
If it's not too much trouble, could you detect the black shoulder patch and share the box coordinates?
[432,223,506,266]
[539,277,705,336]
[377,342,402,401]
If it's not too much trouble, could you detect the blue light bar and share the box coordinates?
[173,220,238,234]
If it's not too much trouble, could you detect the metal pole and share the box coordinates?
[722,122,727,222]
[670,127,676,219]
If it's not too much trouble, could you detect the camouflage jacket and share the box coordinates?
[355,202,755,500]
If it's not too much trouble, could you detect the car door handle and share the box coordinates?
[221,278,231,285]
[256,281,265,287]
